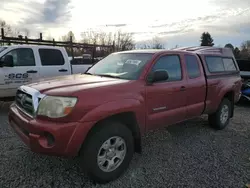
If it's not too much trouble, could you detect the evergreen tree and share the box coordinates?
[225,43,234,51]
[200,32,214,46]
[233,47,241,59]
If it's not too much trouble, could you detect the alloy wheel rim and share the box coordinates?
[220,105,229,124]
[97,136,127,172]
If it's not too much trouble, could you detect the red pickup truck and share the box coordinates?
[8,46,242,183]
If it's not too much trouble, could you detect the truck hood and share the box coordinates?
[27,74,130,95]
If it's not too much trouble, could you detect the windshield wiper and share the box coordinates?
[83,72,93,75]
[95,74,121,79]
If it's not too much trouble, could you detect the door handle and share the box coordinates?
[180,86,186,91]
[27,70,37,73]
[59,69,68,72]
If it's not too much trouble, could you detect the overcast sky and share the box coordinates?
[0,0,250,48]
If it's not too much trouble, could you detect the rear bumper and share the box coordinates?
[241,94,250,101]
[8,103,94,157]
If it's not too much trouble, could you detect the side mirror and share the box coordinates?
[3,55,14,67]
[147,70,169,83]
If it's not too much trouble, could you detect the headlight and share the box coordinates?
[37,96,78,118]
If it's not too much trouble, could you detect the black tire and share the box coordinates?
[80,120,134,184]
[208,98,232,130]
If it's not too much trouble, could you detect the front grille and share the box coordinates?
[38,97,42,103]
[15,90,34,116]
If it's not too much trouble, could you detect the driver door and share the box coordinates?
[146,54,188,130]
[0,47,39,97]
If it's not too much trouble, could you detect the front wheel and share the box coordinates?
[208,98,232,130]
[80,120,134,184]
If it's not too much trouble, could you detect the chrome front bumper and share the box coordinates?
[16,85,46,118]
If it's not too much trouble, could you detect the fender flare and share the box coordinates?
[76,99,144,154]
[216,89,235,114]
[80,98,143,123]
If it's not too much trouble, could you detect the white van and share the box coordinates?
[0,45,91,98]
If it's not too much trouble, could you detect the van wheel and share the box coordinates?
[208,98,232,130]
[80,121,134,184]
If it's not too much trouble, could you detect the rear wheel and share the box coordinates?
[208,98,232,130]
[80,120,134,184]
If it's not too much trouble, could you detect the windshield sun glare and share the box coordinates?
[87,53,153,80]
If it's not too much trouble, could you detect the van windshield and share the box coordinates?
[0,47,7,53]
[86,53,153,80]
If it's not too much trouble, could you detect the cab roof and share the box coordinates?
[117,46,234,57]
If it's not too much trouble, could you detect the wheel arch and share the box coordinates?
[222,90,234,118]
[78,111,142,156]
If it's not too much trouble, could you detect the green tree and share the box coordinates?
[225,43,234,51]
[233,47,241,59]
[200,32,214,46]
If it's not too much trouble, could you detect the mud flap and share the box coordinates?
[230,101,234,118]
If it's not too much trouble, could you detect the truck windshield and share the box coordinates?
[86,53,153,80]
[0,47,7,53]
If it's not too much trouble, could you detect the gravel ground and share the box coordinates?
[0,102,249,188]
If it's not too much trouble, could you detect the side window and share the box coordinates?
[184,55,201,78]
[152,55,182,81]
[39,49,65,66]
[71,58,92,65]
[82,59,93,65]
[222,58,237,71]
[205,56,224,72]
[1,48,35,66]
[237,60,250,71]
